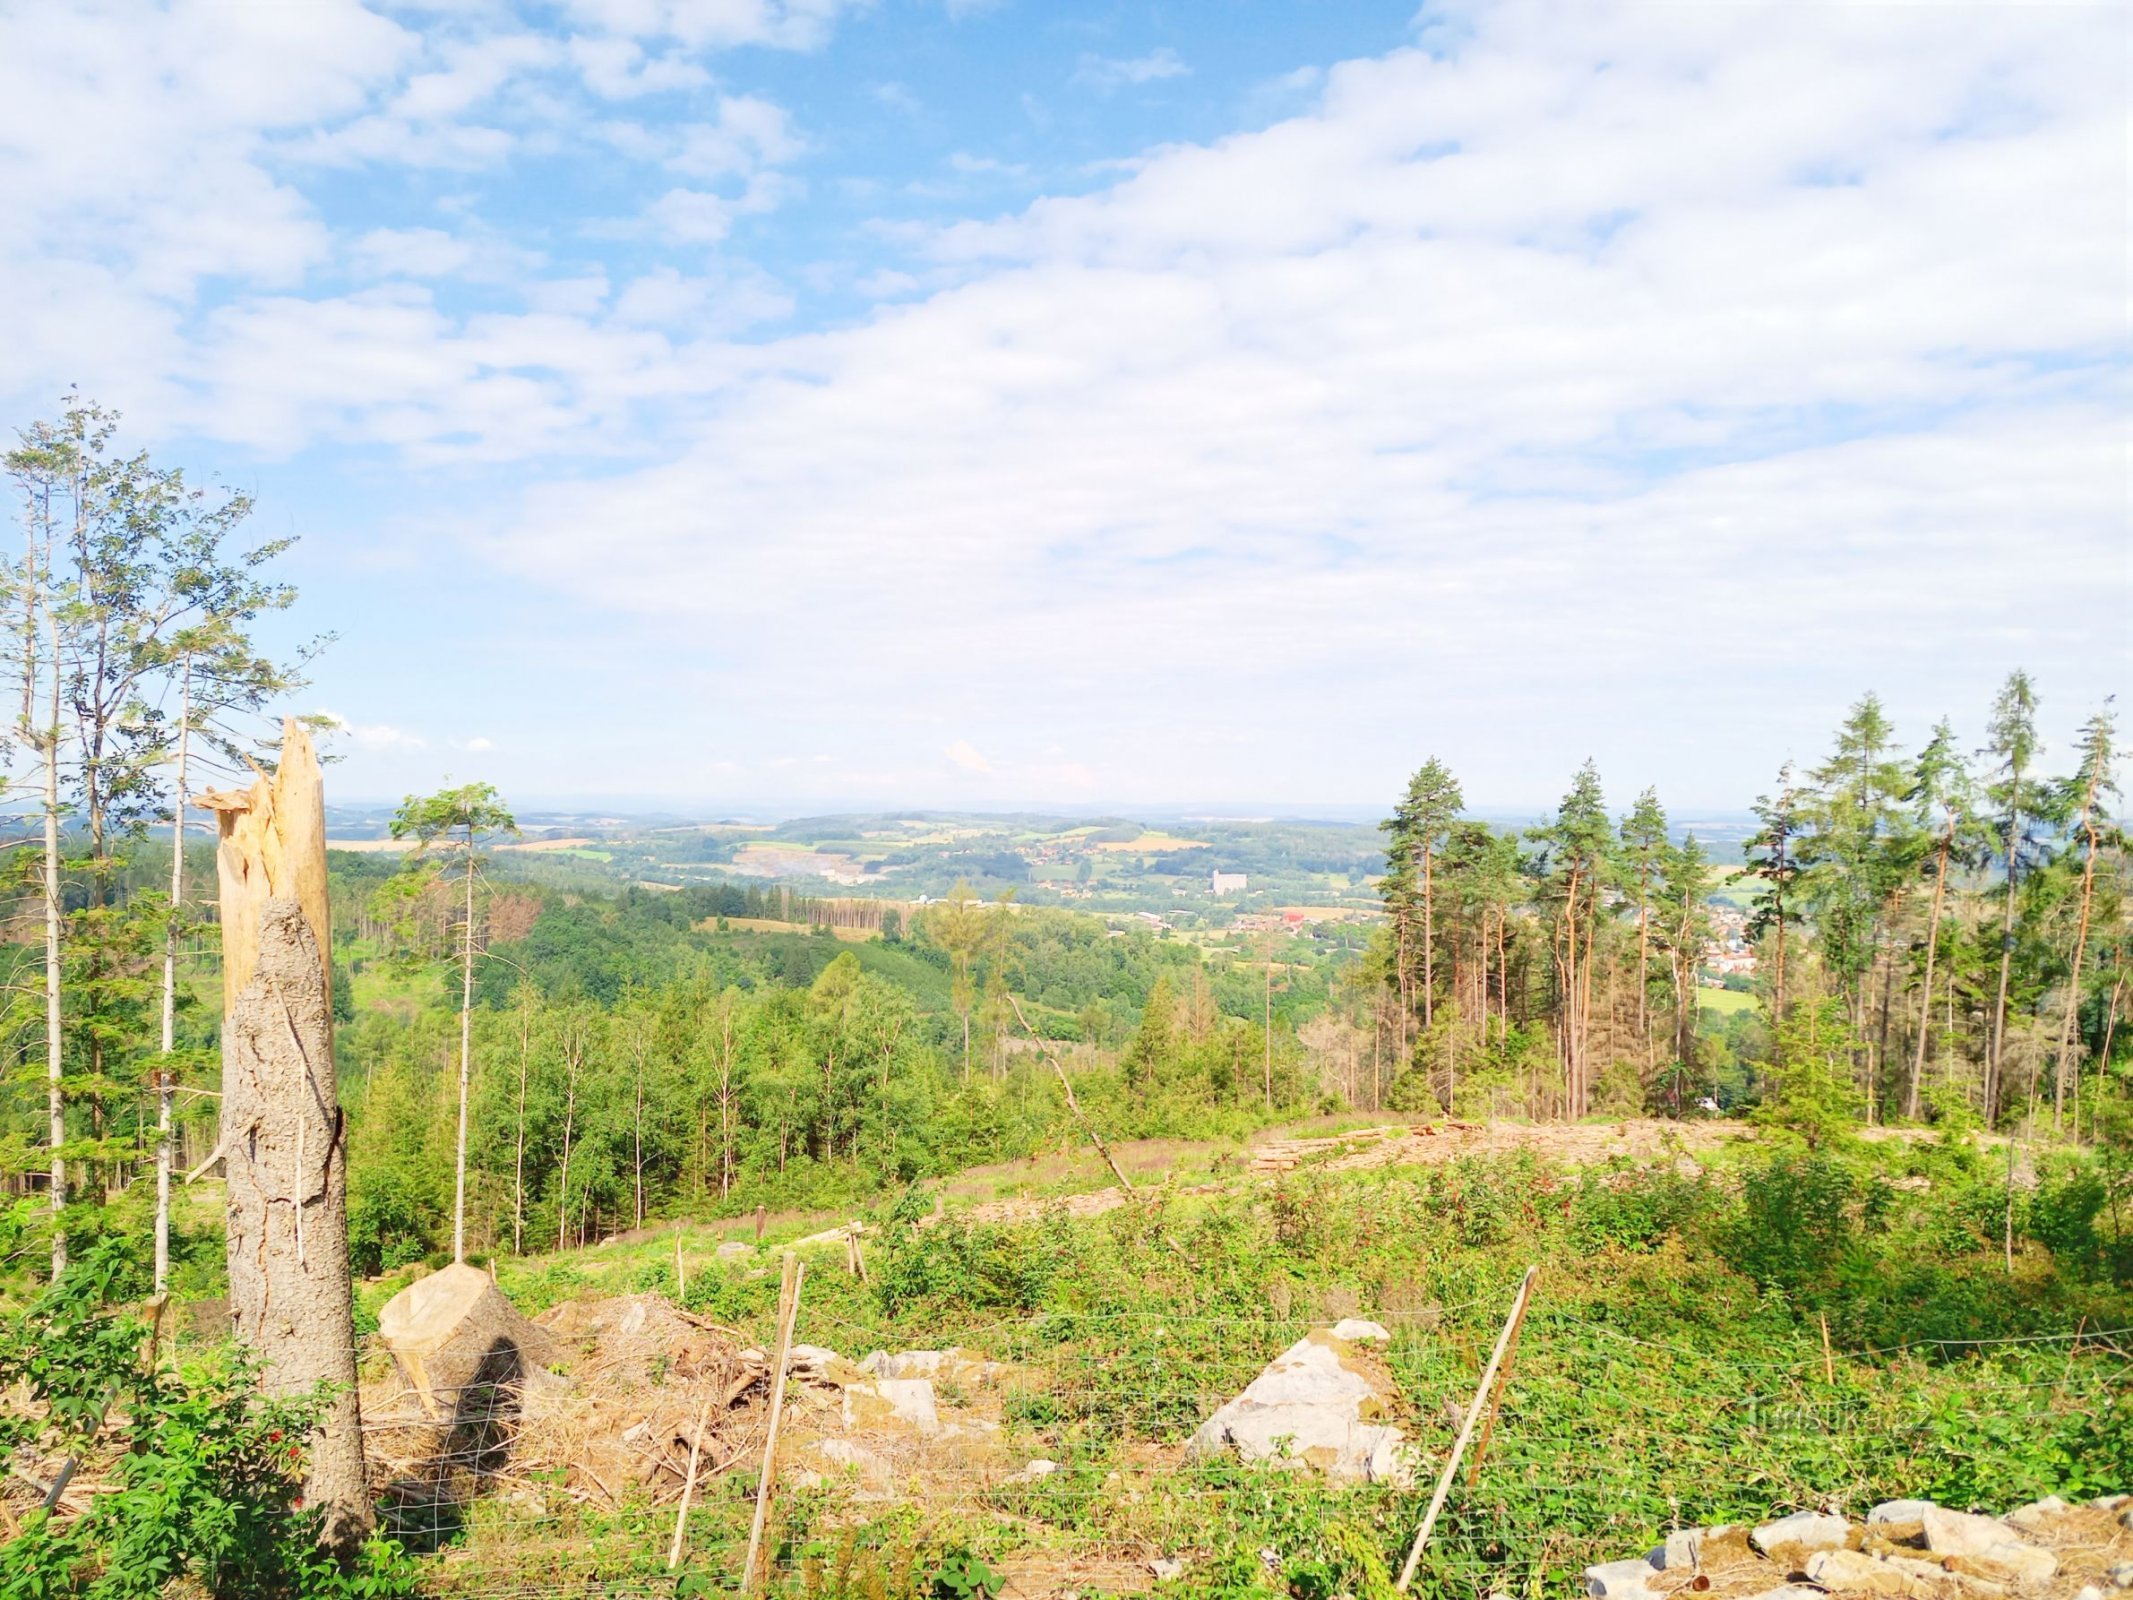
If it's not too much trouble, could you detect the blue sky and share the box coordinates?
[1,0,2125,814]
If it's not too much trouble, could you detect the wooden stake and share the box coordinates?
[743,1253,804,1595]
[1009,995,1133,1194]
[666,1388,715,1570]
[1818,1313,1835,1384]
[675,1232,686,1303]
[1396,1266,1539,1592]
[1465,1270,1535,1491]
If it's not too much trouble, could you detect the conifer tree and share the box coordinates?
[1903,719,1980,1119]
[2052,700,2119,1132]
[1981,671,2045,1123]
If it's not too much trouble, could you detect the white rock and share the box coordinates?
[1655,1536,1706,1570]
[1751,1511,1851,1556]
[1329,1318,1392,1344]
[812,1439,889,1482]
[716,1241,752,1259]
[1188,1330,1417,1485]
[1149,1559,1185,1582]
[1015,1459,1060,1482]
[2004,1496,2068,1533]
[1742,1587,1826,1600]
[1921,1508,2056,1585]
[880,1349,945,1378]
[2104,1561,2133,1589]
[2088,1495,2128,1512]
[2074,1587,2102,1600]
[1869,1500,1939,1528]
[842,1376,939,1434]
[858,1350,888,1376]
[1584,1558,1662,1600]
[785,1344,843,1378]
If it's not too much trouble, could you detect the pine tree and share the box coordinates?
[1903,719,1980,1119]
[1530,761,1612,1118]
[1619,788,1670,1079]
[1980,671,2046,1123]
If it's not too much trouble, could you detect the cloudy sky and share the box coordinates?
[1,0,2124,813]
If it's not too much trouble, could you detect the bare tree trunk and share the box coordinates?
[556,1039,580,1253]
[2052,795,2102,1135]
[205,721,369,1554]
[1908,827,1952,1120]
[155,658,192,1296]
[633,1037,646,1230]
[42,620,64,1279]
[1421,849,1435,1032]
[453,830,476,1261]
[1986,799,2024,1123]
[512,988,531,1255]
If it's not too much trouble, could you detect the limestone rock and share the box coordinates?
[1921,1506,2056,1585]
[1015,1459,1060,1482]
[1805,1549,1995,1599]
[378,1262,556,1421]
[1870,1500,1940,1533]
[1584,1557,1662,1600]
[786,1344,843,1378]
[1743,1587,1827,1600]
[2089,1495,2128,1512]
[1655,1526,1735,1570]
[842,1376,940,1434]
[1187,1329,1415,1486]
[1752,1511,1851,1560]
[2004,1497,2067,1534]
[1149,1559,1185,1582]
[808,1437,891,1487]
[2106,1562,2133,1589]
[1329,1318,1391,1344]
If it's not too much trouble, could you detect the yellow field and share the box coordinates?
[1090,832,1210,852]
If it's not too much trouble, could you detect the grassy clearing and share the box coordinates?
[1696,986,1759,1015]
[409,1132,2130,1598]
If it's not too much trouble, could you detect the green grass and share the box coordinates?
[1696,986,1759,1015]
[414,1134,2131,1599]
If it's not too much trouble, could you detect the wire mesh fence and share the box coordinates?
[341,1274,2133,1598]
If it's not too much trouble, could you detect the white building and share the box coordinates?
[1210,870,1248,894]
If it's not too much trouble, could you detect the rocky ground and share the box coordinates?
[1582,1497,2132,1600]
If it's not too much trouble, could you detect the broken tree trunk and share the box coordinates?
[201,719,371,1554]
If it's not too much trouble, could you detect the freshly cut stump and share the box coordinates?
[379,1264,556,1422]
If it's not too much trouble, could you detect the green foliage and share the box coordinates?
[0,1244,420,1600]
[927,1549,1001,1600]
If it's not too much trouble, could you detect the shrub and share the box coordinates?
[0,1243,420,1599]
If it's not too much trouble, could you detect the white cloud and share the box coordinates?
[671,95,802,179]
[646,187,738,243]
[568,35,711,98]
[948,151,1029,178]
[945,740,992,772]
[558,0,866,53]
[317,710,428,751]
[1072,48,1189,92]
[2,1,2124,802]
